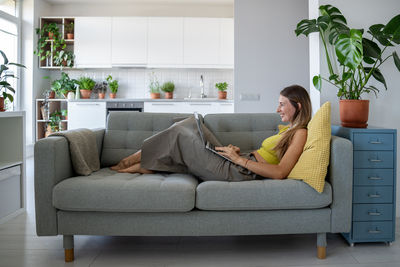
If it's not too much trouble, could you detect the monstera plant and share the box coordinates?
[295,5,400,127]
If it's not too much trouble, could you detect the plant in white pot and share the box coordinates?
[0,50,26,111]
[295,5,400,127]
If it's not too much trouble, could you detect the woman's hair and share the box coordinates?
[274,85,312,160]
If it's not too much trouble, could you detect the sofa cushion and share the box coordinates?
[196,179,332,211]
[204,113,282,152]
[101,112,192,167]
[53,168,198,212]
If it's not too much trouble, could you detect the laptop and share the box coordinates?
[194,112,236,164]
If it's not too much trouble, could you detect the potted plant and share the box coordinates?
[64,22,74,39]
[94,81,107,99]
[34,23,66,63]
[76,76,95,99]
[215,82,228,99]
[161,81,175,99]
[295,5,400,127]
[61,109,68,120]
[45,111,62,137]
[0,50,26,111]
[53,50,74,68]
[51,72,76,98]
[106,75,118,99]
[148,72,161,99]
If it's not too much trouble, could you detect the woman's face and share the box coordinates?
[277,95,297,123]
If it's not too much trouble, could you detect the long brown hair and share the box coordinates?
[274,85,312,160]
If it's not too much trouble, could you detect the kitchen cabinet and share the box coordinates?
[68,101,107,130]
[219,18,234,66]
[144,102,234,116]
[74,17,112,68]
[332,126,397,245]
[183,18,220,66]
[0,111,25,223]
[147,17,184,66]
[112,17,147,66]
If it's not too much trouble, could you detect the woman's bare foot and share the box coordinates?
[110,151,142,171]
[118,163,154,174]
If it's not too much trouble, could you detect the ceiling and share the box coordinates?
[44,0,233,5]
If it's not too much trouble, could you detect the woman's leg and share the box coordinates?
[111,150,142,171]
[118,162,154,174]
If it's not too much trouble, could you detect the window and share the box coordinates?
[0,0,20,111]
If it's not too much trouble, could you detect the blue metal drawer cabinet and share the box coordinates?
[332,126,397,246]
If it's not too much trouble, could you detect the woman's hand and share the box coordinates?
[228,144,240,154]
[215,146,243,164]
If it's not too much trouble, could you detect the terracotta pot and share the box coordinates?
[218,91,227,100]
[109,93,117,99]
[150,93,161,99]
[339,99,369,128]
[66,33,74,39]
[0,97,4,112]
[164,92,173,99]
[49,91,55,99]
[98,93,105,99]
[80,89,92,99]
[48,32,54,39]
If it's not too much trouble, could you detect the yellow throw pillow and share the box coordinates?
[288,101,331,193]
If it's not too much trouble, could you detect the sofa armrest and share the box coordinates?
[328,135,353,233]
[34,136,74,235]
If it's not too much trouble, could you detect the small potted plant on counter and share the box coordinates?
[51,72,76,98]
[64,22,74,39]
[161,81,175,99]
[215,82,228,99]
[106,75,118,99]
[149,72,160,99]
[94,81,107,99]
[76,76,95,99]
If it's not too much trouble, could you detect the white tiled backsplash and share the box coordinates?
[55,69,233,99]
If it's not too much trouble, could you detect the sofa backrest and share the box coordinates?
[204,113,282,152]
[101,112,192,166]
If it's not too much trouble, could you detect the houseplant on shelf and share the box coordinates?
[51,72,76,98]
[34,23,66,64]
[215,82,228,99]
[0,50,26,111]
[161,81,175,99]
[295,5,400,128]
[106,75,118,99]
[45,111,62,137]
[53,50,74,68]
[64,22,74,39]
[76,76,95,99]
[148,72,161,99]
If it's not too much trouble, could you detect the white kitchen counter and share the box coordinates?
[67,98,233,103]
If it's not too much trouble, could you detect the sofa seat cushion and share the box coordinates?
[196,179,332,211]
[53,168,198,212]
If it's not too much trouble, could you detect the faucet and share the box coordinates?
[200,75,206,98]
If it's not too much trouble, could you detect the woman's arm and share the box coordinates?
[216,129,307,179]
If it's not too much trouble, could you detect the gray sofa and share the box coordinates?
[34,112,353,262]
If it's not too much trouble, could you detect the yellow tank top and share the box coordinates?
[257,125,290,164]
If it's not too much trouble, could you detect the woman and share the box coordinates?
[111,85,312,181]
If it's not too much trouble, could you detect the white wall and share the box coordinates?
[318,0,400,215]
[234,0,309,113]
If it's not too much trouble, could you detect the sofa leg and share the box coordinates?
[317,233,327,259]
[63,235,74,262]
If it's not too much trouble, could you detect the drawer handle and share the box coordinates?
[369,141,383,144]
[368,230,382,234]
[368,159,382,162]
[368,193,381,198]
[368,176,382,180]
[368,212,381,216]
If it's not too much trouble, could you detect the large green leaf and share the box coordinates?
[368,24,393,46]
[393,51,400,72]
[365,67,387,89]
[313,75,321,91]
[362,38,381,59]
[0,50,8,65]
[383,14,400,34]
[295,19,319,36]
[335,29,363,70]
[319,5,349,45]
[8,62,26,68]
[363,57,375,64]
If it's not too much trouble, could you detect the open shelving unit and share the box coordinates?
[36,99,68,140]
[38,17,75,69]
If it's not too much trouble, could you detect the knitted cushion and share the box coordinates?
[287,102,331,193]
